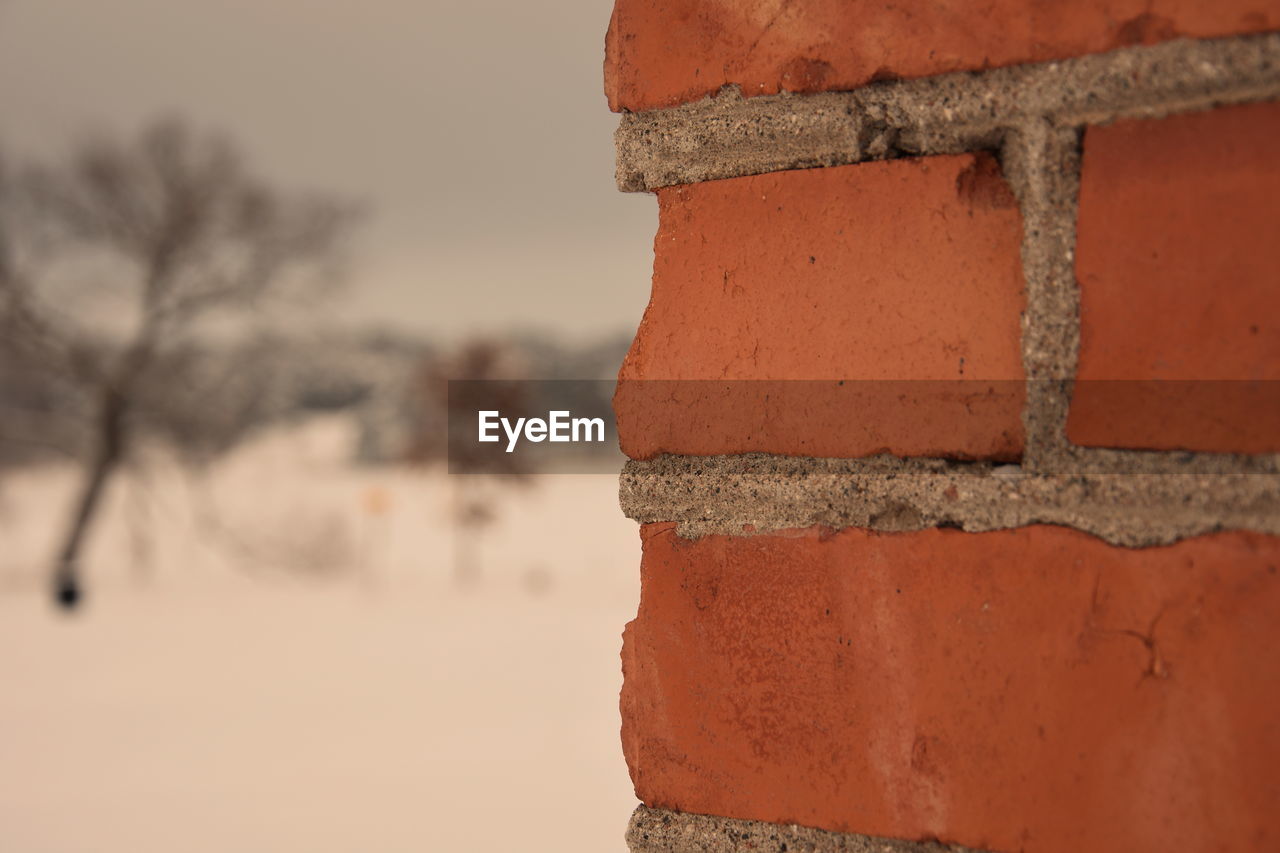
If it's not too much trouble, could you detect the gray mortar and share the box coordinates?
[614,33,1280,192]
[620,454,1280,546]
[999,120,1083,471]
[613,31,1280,537]
[626,805,985,853]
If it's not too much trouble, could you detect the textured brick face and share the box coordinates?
[1069,101,1280,452]
[604,0,1280,112]
[622,524,1280,853]
[615,154,1026,460]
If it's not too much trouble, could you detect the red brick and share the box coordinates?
[1069,101,1280,453]
[615,154,1026,460]
[623,523,1280,852]
[605,0,1279,112]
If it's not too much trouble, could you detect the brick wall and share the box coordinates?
[606,5,1280,853]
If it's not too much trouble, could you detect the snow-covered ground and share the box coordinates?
[0,417,641,852]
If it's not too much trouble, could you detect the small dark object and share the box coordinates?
[53,573,82,611]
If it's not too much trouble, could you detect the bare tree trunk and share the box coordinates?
[452,478,482,586]
[53,388,125,610]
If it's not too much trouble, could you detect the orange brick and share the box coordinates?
[615,154,1026,460]
[605,0,1279,112]
[623,523,1280,852]
[1069,101,1280,453]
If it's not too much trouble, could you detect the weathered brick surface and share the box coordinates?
[615,154,1026,461]
[1069,100,1280,453]
[605,0,1280,112]
[622,523,1280,853]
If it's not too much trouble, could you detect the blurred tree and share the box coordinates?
[0,118,358,609]
[408,340,534,584]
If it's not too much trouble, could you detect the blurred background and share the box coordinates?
[0,1,654,850]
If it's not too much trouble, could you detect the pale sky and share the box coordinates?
[0,0,656,343]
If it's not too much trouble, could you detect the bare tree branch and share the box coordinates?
[0,117,360,609]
